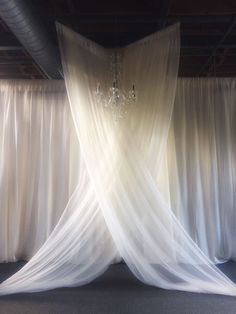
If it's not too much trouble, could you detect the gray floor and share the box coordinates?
[0,262,236,314]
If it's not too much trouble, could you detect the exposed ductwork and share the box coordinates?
[0,0,62,79]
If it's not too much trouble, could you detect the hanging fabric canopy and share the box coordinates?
[0,23,236,296]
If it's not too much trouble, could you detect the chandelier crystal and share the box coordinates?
[94,51,137,121]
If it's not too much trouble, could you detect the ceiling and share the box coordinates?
[0,0,236,79]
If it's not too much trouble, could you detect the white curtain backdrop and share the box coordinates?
[0,24,236,296]
[0,80,79,262]
[1,79,235,267]
[167,78,236,264]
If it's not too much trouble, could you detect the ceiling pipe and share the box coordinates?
[0,0,62,79]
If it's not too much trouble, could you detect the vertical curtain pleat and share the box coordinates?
[167,78,236,263]
[0,81,79,262]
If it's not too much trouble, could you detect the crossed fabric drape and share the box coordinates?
[1,78,236,267]
[0,24,236,296]
[57,24,236,295]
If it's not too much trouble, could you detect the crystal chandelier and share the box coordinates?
[94,51,137,121]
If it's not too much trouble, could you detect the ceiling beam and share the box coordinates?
[0,46,23,51]
[52,14,235,24]
[0,58,32,65]
[198,16,236,75]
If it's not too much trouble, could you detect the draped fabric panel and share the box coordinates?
[57,24,236,295]
[0,24,236,296]
[0,81,119,295]
[0,80,80,262]
[167,78,236,263]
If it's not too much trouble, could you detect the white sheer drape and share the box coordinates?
[0,80,119,295]
[167,78,236,263]
[0,24,236,296]
[0,80,79,262]
[57,23,236,295]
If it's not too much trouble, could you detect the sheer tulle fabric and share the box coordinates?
[57,24,236,295]
[0,24,236,296]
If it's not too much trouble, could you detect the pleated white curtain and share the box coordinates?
[1,24,236,296]
[1,79,235,267]
[167,78,236,263]
[0,80,79,262]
